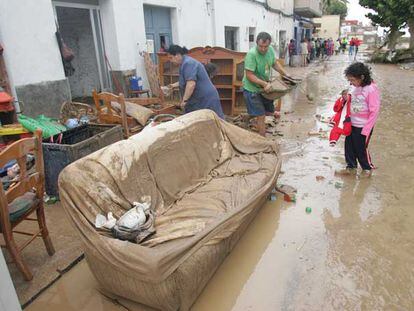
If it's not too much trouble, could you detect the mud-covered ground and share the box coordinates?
[26,54,414,311]
[193,54,414,311]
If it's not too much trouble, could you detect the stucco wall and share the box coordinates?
[0,0,65,87]
[0,0,70,115]
[214,0,294,53]
[314,15,341,40]
[0,0,295,106]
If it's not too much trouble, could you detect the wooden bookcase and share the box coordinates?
[158,47,246,116]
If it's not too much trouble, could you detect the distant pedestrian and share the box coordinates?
[323,39,329,58]
[300,39,308,66]
[354,38,361,60]
[335,39,341,55]
[341,37,348,53]
[335,62,380,177]
[349,37,355,56]
[288,39,296,66]
[316,38,321,58]
[329,38,334,56]
[306,38,312,63]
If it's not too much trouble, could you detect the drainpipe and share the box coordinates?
[206,0,216,46]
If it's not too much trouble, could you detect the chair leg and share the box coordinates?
[6,237,33,281]
[36,204,55,256]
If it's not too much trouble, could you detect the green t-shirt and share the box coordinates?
[242,46,276,93]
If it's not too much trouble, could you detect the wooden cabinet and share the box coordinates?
[158,47,246,116]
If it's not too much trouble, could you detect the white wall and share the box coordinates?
[0,0,65,87]
[269,0,294,13]
[314,15,341,40]
[0,0,295,97]
[142,0,212,48]
[139,0,294,52]
[112,0,295,86]
[214,0,294,53]
[0,251,21,311]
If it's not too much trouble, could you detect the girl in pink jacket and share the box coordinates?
[336,62,380,176]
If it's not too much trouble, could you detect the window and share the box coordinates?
[225,26,239,51]
[248,27,256,49]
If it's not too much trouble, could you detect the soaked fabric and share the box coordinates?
[59,110,281,310]
[111,101,154,126]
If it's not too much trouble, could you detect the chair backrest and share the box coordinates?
[0,130,44,214]
[92,90,129,137]
[143,52,165,101]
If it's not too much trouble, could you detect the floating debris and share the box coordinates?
[276,184,297,202]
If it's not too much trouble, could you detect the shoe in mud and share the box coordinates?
[359,169,372,178]
[335,167,357,176]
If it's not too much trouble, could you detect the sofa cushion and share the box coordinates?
[142,153,278,247]
[8,191,38,222]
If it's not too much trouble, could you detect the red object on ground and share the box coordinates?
[0,91,14,112]
[329,94,352,146]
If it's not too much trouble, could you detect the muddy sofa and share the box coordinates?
[59,110,282,310]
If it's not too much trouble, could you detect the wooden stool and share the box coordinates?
[129,89,150,98]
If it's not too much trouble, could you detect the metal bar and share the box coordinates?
[90,9,105,92]
[96,10,112,90]
[53,1,99,10]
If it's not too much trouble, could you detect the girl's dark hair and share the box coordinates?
[166,45,189,55]
[344,62,372,86]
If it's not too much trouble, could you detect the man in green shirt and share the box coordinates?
[243,32,287,136]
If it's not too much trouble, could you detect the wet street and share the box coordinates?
[193,55,414,310]
[26,54,414,311]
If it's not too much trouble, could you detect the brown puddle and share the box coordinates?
[26,54,414,310]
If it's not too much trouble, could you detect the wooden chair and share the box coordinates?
[142,52,180,106]
[92,91,131,137]
[0,130,55,281]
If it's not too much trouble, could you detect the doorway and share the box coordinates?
[279,30,287,59]
[225,27,239,51]
[144,5,172,63]
[53,3,110,99]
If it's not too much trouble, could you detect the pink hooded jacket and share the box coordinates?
[350,82,380,136]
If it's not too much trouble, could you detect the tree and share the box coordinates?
[324,0,348,20]
[359,0,414,49]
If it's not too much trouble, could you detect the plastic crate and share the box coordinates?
[42,124,123,196]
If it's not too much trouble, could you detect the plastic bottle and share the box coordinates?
[137,76,143,91]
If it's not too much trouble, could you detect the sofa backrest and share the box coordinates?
[59,111,227,218]
[132,111,225,207]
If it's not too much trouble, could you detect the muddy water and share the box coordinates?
[193,56,414,310]
[25,56,414,311]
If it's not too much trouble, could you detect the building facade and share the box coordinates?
[0,0,322,116]
[292,0,322,53]
[313,15,341,40]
